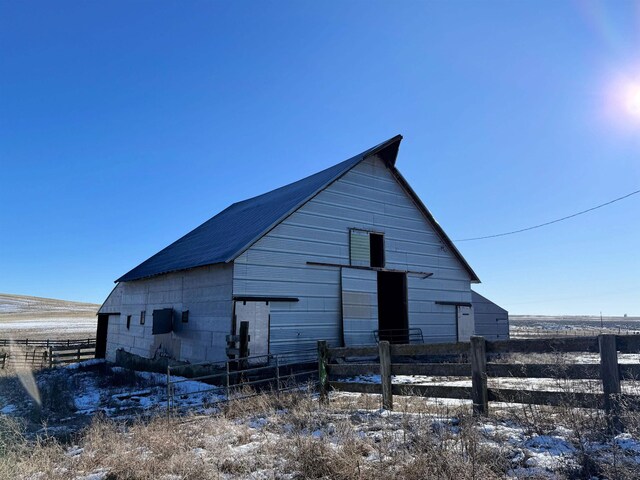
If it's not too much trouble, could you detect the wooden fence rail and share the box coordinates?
[0,338,97,369]
[319,334,640,430]
[48,344,97,367]
[0,338,95,347]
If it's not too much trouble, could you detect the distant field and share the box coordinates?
[510,314,640,338]
[0,293,99,340]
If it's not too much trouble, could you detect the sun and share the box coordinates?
[624,83,640,118]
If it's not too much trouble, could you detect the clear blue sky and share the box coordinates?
[1,1,639,315]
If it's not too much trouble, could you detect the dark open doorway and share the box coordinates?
[377,271,408,343]
[95,314,109,359]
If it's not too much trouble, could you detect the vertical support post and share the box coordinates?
[275,355,281,394]
[379,340,393,410]
[599,334,622,432]
[166,365,171,421]
[317,340,329,405]
[77,347,81,361]
[225,361,231,400]
[239,321,250,370]
[470,336,488,416]
[49,347,53,368]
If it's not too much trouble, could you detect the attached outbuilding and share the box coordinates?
[96,135,507,363]
[471,290,509,340]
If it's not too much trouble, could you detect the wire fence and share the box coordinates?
[166,348,319,416]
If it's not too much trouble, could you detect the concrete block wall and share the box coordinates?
[100,263,233,363]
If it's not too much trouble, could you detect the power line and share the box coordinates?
[455,188,640,242]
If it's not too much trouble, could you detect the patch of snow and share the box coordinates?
[1,404,17,414]
[65,359,105,370]
[74,390,102,414]
[73,469,110,480]
[614,433,640,454]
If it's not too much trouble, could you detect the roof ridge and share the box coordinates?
[116,135,403,282]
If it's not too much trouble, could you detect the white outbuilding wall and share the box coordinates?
[99,264,233,363]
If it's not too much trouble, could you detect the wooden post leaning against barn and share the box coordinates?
[378,340,393,410]
[470,336,489,416]
[239,321,250,370]
[599,334,622,432]
[317,340,329,405]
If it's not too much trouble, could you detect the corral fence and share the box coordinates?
[0,338,96,369]
[318,334,640,430]
[166,348,318,416]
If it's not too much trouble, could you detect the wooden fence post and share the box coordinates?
[275,355,281,394]
[239,321,250,370]
[317,340,329,405]
[470,336,488,416]
[379,340,393,410]
[599,334,622,432]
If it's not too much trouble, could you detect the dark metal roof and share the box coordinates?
[117,136,402,282]
[116,134,480,283]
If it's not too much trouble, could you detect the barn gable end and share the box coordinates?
[233,154,475,351]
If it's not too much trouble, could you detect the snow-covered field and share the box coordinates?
[0,293,98,340]
[510,315,640,338]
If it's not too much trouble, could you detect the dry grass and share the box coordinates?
[6,386,637,480]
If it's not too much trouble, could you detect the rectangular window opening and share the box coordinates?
[182,310,189,323]
[350,229,385,268]
[126,315,131,330]
[370,233,384,268]
[140,311,145,325]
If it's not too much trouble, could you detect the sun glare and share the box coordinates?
[624,83,640,118]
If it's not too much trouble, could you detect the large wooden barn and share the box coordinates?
[97,135,508,363]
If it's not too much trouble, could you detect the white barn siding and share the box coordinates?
[233,156,473,351]
[99,264,233,363]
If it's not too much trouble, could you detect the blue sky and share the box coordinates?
[1,1,638,315]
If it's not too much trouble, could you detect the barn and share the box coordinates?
[96,135,508,363]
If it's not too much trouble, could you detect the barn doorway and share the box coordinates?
[377,271,408,343]
[95,314,109,359]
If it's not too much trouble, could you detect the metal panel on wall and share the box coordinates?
[341,267,378,346]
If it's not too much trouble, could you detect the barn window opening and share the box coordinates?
[370,233,384,268]
[350,229,385,268]
[152,308,173,334]
[182,310,189,323]
[126,315,131,330]
[140,311,145,325]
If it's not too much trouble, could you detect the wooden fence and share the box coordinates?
[0,338,96,369]
[318,335,640,426]
[48,343,96,367]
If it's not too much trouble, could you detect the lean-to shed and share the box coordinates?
[96,135,506,364]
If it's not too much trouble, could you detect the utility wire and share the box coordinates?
[455,188,640,242]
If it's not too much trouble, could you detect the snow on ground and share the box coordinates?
[2,359,640,478]
[0,318,97,331]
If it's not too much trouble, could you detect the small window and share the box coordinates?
[126,315,131,330]
[182,310,189,323]
[140,311,146,325]
[350,229,384,268]
[370,233,384,268]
